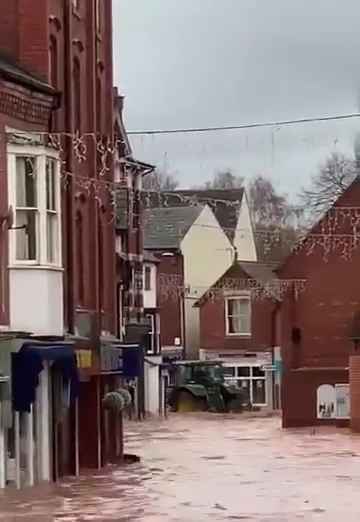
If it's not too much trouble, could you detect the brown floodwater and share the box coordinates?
[1,413,360,521]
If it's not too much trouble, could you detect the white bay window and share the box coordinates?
[8,145,61,267]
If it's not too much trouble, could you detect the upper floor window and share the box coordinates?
[144,265,151,291]
[225,295,251,336]
[8,144,61,267]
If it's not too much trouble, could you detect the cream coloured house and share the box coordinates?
[144,192,257,359]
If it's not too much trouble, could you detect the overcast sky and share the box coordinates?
[112,0,360,198]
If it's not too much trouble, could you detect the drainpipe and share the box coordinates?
[64,0,75,333]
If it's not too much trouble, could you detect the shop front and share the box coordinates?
[77,340,144,470]
[10,340,79,489]
[201,350,276,409]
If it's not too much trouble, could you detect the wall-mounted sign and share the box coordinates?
[75,350,92,369]
[335,384,350,419]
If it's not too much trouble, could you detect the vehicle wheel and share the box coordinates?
[176,391,206,412]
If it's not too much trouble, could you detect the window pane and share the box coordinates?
[228,299,240,316]
[47,213,58,263]
[16,157,37,207]
[237,367,250,377]
[238,379,250,402]
[252,366,265,378]
[240,316,251,333]
[228,316,241,333]
[46,158,56,211]
[252,379,266,404]
[145,266,151,291]
[16,211,37,260]
[223,366,236,378]
[239,298,250,314]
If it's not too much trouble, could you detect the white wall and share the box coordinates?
[181,206,234,358]
[233,192,257,262]
[144,356,162,415]
[9,268,63,335]
[143,263,157,309]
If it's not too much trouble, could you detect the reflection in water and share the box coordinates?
[1,413,360,521]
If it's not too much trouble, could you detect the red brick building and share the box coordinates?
[114,91,155,341]
[0,0,122,485]
[196,261,280,409]
[279,180,360,427]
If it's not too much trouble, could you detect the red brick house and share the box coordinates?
[0,0,125,487]
[279,179,360,427]
[195,261,281,409]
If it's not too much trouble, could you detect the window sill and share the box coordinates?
[9,264,63,272]
[225,333,252,338]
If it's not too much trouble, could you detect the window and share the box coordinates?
[46,158,58,263]
[146,314,155,354]
[15,157,37,260]
[72,0,80,11]
[8,146,61,266]
[225,296,251,336]
[144,265,151,291]
[224,365,266,406]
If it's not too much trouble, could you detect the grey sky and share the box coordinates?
[112,0,360,197]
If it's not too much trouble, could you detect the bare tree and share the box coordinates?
[247,175,303,265]
[248,175,293,228]
[299,152,357,218]
[201,170,244,190]
[143,169,179,191]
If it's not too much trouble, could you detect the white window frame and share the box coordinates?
[146,313,155,354]
[7,143,62,269]
[223,364,267,406]
[144,264,152,292]
[225,294,251,337]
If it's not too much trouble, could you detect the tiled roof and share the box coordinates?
[239,261,278,283]
[143,206,203,250]
[144,189,244,243]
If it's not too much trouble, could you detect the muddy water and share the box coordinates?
[1,414,360,521]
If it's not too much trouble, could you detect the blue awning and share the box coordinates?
[12,342,79,413]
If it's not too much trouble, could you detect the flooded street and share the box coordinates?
[2,414,360,521]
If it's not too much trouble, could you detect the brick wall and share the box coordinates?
[350,355,360,432]
[157,252,184,347]
[279,179,360,426]
[282,368,348,428]
[199,295,276,354]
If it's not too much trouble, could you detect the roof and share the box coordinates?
[144,250,160,264]
[194,260,279,307]
[144,206,203,250]
[239,261,278,284]
[0,53,55,95]
[144,189,244,243]
[277,176,360,275]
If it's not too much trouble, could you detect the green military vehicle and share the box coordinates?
[168,360,247,413]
